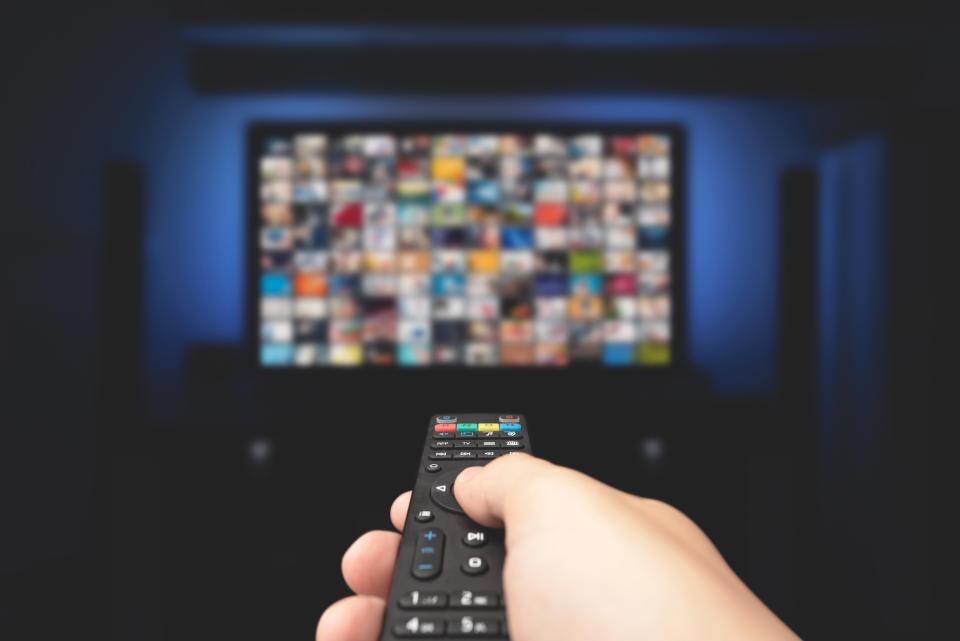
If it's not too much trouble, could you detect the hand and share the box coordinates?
[317,453,800,641]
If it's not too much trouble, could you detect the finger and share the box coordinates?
[390,490,412,531]
[341,530,402,598]
[453,453,560,528]
[316,594,386,641]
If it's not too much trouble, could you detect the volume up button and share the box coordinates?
[411,528,445,579]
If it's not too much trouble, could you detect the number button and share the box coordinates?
[451,590,499,608]
[447,615,500,637]
[393,616,445,637]
[398,591,448,609]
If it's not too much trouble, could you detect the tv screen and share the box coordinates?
[252,127,679,367]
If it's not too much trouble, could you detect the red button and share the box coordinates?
[434,424,456,432]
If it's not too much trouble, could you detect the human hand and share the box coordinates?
[317,453,800,641]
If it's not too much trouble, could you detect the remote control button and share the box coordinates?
[498,431,522,439]
[499,423,521,431]
[502,440,524,450]
[436,416,457,423]
[393,616,445,637]
[412,529,445,580]
[398,591,448,609]
[477,440,499,448]
[415,509,435,523]
[431,441,453,449]
[429,451,453,460]
[433,432,454,439]
[455,431,477,439]
[478,450,499,459]
[461,556,488,576]
[462,531,488,547]
[451,591,500,608]
[456,423,478,431]
[434,424,456,433]
[454,451,477,460]
[429,470,475,513]
[477,423,499,432]
[447,615,500,637]
[453,440,476,448]
[499,415,519,422]
[425,463,442,473]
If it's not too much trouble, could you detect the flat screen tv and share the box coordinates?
[249,125,683,369]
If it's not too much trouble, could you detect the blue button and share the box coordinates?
[423,531,438,541]
[500,423,522,430]
[420,547,435,554]
[417,563,434,570]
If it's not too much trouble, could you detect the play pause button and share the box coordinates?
[462,530,487,547]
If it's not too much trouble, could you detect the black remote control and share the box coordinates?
[378,413,530,639]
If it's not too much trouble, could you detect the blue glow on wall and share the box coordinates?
[72,28,866,415]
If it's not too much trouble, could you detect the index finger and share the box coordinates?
[390,490,411,531]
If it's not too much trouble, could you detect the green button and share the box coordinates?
[456,423,478,431]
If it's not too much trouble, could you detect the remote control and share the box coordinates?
[378,413,530,639]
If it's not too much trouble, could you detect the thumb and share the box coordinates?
[453,453,558,528]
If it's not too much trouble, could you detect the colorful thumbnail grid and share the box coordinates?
[257,132,673,367]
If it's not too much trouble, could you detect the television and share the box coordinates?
[249,125,683,369]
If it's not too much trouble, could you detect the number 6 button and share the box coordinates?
[461,555,488,575]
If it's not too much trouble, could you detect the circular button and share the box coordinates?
[425,463,442,473]
[429,470,467,513]
[461,556,488,575]
[414,509,434,522]
[462,530,487,547]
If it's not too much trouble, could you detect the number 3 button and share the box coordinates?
[461,555,488,575]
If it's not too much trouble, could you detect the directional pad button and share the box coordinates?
[429,470,475,514]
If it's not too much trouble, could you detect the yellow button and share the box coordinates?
[478,423,500,431]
